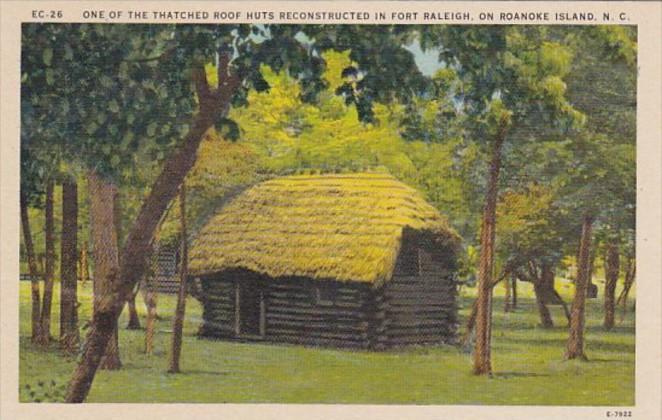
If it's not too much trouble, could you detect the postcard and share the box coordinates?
[1,1,660,419]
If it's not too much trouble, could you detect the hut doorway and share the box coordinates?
[235,280,265,337]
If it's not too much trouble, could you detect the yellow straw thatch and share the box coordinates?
[188,172,459,286]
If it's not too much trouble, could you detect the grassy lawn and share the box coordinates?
[19,279,635,405]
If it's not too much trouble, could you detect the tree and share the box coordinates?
[20,190,42,342]
[565,212,593,360]
[616,249,636,320]
[562,27,636,334]
[88,172,122,370]
[558,27,636,358]
[125,291,142,330]
[421,26,583,374]
[37,179,56,345]
[60,178,80,352]
[168,185,188,373]
[496,184,572,327]
[603,241,620,330]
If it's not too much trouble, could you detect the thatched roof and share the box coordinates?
[188,172,460,285]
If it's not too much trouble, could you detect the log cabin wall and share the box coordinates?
[372,233,458,348]
[196,233,458,350]
[264,277,372,349]
[197,269,373,349]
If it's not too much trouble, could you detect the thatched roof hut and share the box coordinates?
[189,172,461,349]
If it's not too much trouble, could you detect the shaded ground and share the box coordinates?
[19,280,635,405]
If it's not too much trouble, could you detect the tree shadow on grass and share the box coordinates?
[585,357,630,364]
[497,337,567,348]
[172,370,232,376]
[498,336,635,354]
[493,371,550,379]
[585,341,635,354]
[586,325,635,334]
[19,336,78,361]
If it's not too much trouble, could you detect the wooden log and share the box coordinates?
[265,329,369,342]
[266,305,366,319]
[266,319,367,333]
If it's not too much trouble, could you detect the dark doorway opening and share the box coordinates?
[238,281,262,336]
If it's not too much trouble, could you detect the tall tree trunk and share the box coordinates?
[113,191,141,331]
[79,242,90,284]
[126,291,141,330]
[534,265,555,328]
[143,241,159,355]
[169,185,188,373]
[603,242,620,330]
[20,191,42,342]
[585,245,597,298]
[473,131,505,376]
[511,275,517,309]
[88,171,122,371]
[100,188,125,370]
[565,215,594,360]
[553,289,571,324]
[38,179,55,345]
[617,258,635,321]
[60,180,80,353]
[143,274,157,355]
[503,274,512,313]
[462,265,511,347]
[65,59,239,403]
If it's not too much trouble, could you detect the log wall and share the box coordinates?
[196,234,458,350]
[197,270,373,349]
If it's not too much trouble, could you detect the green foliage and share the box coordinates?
[21,24,432,243]
[157,50,474,248]
[23,379,66,403]
[563,26,636,149]
[228,52,476,238]
[421,26,584,144]
[158,131,262,245]
[496,183,570,268]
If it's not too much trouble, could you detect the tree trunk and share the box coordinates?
[553,289,571,324]
[169,185,188,373]
[503,274,512,313]
[586,245,597,298]
[79,242,90,284]
[65,60,239,403]
[511,275,517,309]
[462,265,511,347]
[60,180,80,353]
[114,191,141,331]
[603,242,620,330]
[143,252,158,356]
[534,265,555,328]
[617,258,635,322]
[101,187,124,369]
[144,286,157,355]
[88,171,122,371]
[38,179,55,345]
[20,191,42,342]
[565,215,594,360]
[126,292,141,330]
[473,132,505,376]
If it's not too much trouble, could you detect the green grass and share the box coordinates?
[19,279,635,405]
